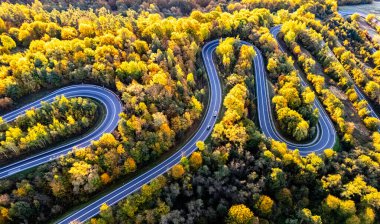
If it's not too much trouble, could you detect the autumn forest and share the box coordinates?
[0,0,379,223]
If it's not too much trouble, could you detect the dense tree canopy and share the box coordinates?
[0,96,98,163]
[0,0,379,224]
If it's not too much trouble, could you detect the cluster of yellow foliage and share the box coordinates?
[213,83,249,146]
[171,164,185,179]
[279,20,362,145]
[216,38,237,71]
[227,204,255,224]
[0,96,97,160]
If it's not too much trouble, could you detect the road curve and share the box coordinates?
[55,39,338,223]
[0,11,374,223]
[0,84,122,179]
[54,40,222,224]
[241,37,336,155]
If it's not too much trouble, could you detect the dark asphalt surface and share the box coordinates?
[0,84,122,179]
[55,38,338,223]
[55,41,222,224]
[6,17,373,220]
[242,36,336,155]
[57,11,378,223]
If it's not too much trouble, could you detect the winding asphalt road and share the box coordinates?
[0,84,122,179]
[246,36,336,155]
[0,9,375,224]
[55,40,223,224]
[52,10,379,223]
[1,31,343,223]
[55,39,338,223]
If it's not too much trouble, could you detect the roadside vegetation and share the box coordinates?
[0,96,99,164]
[90,1,380,224]
[0,0,379,223]
[0,1,206,222]
[90,37,380,224]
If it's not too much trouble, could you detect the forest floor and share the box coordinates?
[277,33,372,147]
[299,45,372,147]
[357,17,380,43]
